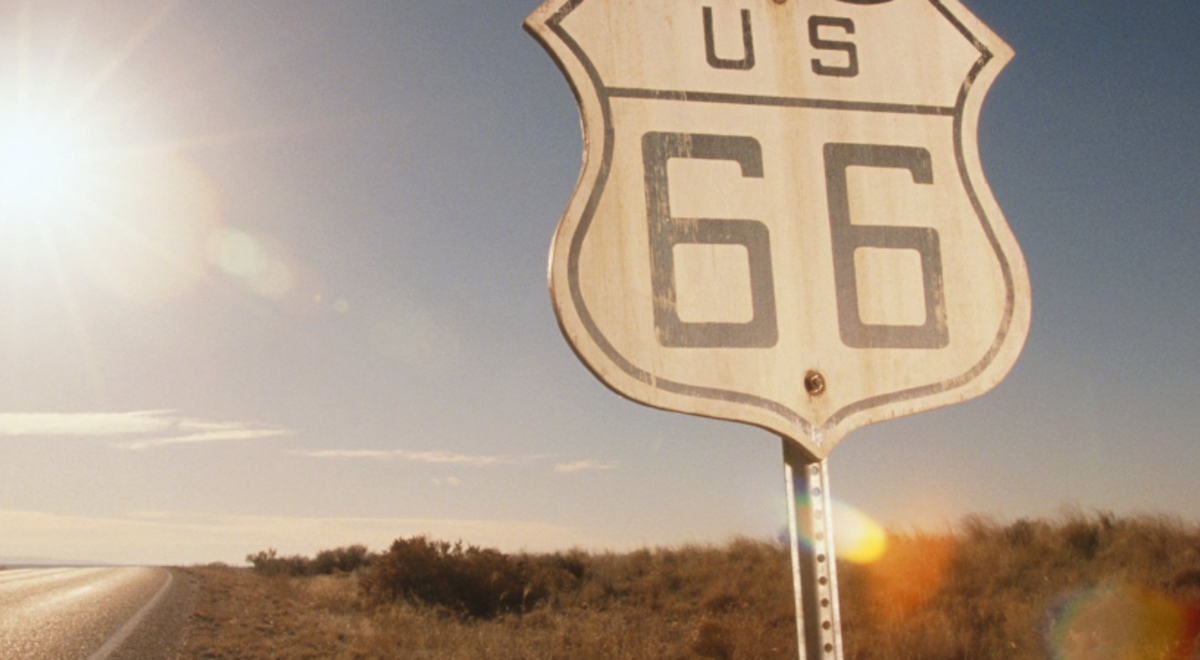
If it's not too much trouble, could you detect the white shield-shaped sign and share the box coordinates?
[527,0,1031,460]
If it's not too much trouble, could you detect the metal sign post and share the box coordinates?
[526,1,1031,656]
[784,439,843,659]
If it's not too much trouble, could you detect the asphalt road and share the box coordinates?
[0,566,194,660]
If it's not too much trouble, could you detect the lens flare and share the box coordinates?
[1048,584,1200,660]
[211,229,269,280]
[207,227,319,310]
[864,532,956,622]
[831,500,888,564]
[209,228,296,300]
[787,497,888,564]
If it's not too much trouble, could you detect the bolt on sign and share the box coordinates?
[526,0,1030,657]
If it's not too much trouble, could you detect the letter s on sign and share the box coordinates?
[809,0,895,77]
[809,16,859,78]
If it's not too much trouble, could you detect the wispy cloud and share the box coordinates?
[294,448,609,474]
[0,411,291,450]
[113,427,291,450]
[555,460,619,474]
[0,410,177,436]
[291,448,507,466]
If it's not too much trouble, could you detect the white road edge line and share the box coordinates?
[85,568,175,660]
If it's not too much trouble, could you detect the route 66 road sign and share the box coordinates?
[527,0,1031,460]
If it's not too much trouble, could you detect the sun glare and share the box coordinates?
[0,110,85,219]
[0,4,318,311]
[0,88,226,304]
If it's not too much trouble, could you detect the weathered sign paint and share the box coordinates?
[527,0,1030,459]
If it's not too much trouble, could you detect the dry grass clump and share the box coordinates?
[177,513,1200,659]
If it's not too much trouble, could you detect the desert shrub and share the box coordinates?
[538,548,588,581]
[246,544,374,577]
[311,544,374,575]
[246,548,310,577]
[1062,515,1104,561]
[361,536,544,619]
[518,549,591,608]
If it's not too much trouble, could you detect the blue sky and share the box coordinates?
[0,1,1196,565]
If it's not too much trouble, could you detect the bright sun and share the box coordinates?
[0,110,85,219]
[0,4,295,308]
[0,89,228,304]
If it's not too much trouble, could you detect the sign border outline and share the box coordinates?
[532,0,1025,453]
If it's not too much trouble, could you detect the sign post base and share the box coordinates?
[783,438,844,659]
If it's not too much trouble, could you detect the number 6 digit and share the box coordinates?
[824,143,949,349]
[643,132,778,349]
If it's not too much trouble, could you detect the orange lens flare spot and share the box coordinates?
[831,500,888,565]
[864,533,956,623]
